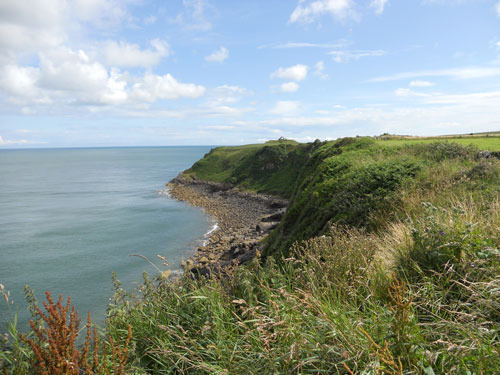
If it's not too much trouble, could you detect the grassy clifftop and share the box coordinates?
[181,136,500,257]
[182,139,304,198]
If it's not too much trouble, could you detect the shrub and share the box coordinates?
[19,291,133,375]
[289,225,378,297]
[406,202,499,279]
[405,142,478,161]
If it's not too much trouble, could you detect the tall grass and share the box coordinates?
[2,140,500,373]
[104,194,499,373]
[103,144,500,374]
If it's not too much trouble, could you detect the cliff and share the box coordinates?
[177,137,495,258]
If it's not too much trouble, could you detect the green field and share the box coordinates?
[376,135,500,151]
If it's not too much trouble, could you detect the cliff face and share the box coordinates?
[180,137,496,258]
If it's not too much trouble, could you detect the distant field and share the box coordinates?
[376,136,500,151]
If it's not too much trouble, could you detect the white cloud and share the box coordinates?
[394,88,500,109]
[370,0,389,15]
[198,85,254,118]
[0,0,212,118]
[0,135,38,146]
[314,61,328,79]
[199,105,253,118]
[329,49,385,63]
[410,80,435,87]
[270,101,301,115]
[131,73,206,102]
[102,39,170,68]
[40,51,128,105]
[0,0,66,62]
[0,65,41,101]
[172,0,212,31]
[259,41,349,49]
[369,66,500,82]
[280,82,300,93]
[496,1,500,17]
[395,88,411,97]
[395,88,430,97]
[0,0,138,67]
[0,1,65,28]
[289,0,355,24]
[1,46,205,108]
[394,88,500,113]
[144,15,157,25]
[422,0,477,4]
[233,90,500,136]
[39,48,114,96]
[205,46,229,63]
[271,64,308,81]
[211,85,248,100]
[126,99,254,120]
[205,85,252,108]
[315,110,330,115]
[72,0,128,27]
[424,90,500,106]
[15,129,34,134]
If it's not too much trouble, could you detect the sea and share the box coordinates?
[0,146,214,332]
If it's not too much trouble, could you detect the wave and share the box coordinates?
[202,222,219,246]
[157,187,171,197]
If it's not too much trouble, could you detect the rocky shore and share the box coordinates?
[167,174,288,277]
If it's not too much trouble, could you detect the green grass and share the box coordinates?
[376,135,500,151]
[183,136,499,257]
[109,141,500,373]
[3,136,500,374]
[103,190,500,374]
[184,139,307,198]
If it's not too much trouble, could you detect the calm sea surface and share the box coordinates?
[0,147,213,332]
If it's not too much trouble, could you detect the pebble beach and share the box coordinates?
[167,174,288,275]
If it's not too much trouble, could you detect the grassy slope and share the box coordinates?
[183,136,499,257]
[375,135,500,151]
[3,136,500,374]
[183,139,304,198]
[103,137,499,374]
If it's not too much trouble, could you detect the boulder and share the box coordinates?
[256,221,279,232]
[260,212,284,222]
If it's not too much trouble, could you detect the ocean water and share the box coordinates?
[0,146,213,332]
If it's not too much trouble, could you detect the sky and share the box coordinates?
[1,0,500,147]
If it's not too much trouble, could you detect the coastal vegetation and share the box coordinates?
[2,135,500,374]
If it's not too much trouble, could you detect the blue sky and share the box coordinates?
[1,0,500,147]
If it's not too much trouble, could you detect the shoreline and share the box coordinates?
[167,174,288,276]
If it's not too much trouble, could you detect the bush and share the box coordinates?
[405,142,478,162]
[405,202,500,279]
[1,290,134,375]
[268,155,422,257]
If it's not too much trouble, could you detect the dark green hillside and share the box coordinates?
[183,139,305,198]
[184,137,498,258]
